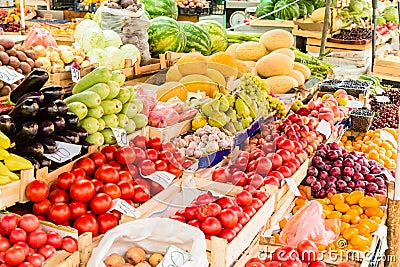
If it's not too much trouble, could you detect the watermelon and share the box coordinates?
[274,0,300,20]
[197,20,228,54]
[179,21,212,56]
[256,1,275,20]
[304,0,314,15]
[297,1,308,17]
[313,0,325,9]
[140,0,178,20]
[148,17,186,56]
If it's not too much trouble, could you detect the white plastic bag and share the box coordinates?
[87,217,208,267]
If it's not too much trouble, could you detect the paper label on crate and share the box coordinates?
[143,171,175,189]
[316,120,332,139]
[376,224,389,251]
[346,100,364,108]
[44,13,53,20]
[380,130,397,149]
[375,86,384,95]
[111,128,128,147]
[159,245,191,267]
[71,66,80,83]
[111,199,141,218]
[0,66,24,85]
[284,178,301,197]
[376,95,390,103]
[43,142,82,163]
[130,56,137,65]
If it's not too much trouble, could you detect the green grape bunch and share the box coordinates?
[266,94,287,118]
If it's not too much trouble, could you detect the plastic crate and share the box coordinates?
[211,0,225,15]
[349,109,375,132]
[178,6,211,16]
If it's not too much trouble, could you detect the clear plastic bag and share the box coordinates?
[279,200,341,246]
[23,27,57,49]
[148,105,180,128]
[134,84,157,116]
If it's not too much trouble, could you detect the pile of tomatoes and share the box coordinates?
[170,189,270,242]
[0,213,77,267]
[245,240,355,267]
[25,136,193,237]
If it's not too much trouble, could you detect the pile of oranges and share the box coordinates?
[339,128,398,169]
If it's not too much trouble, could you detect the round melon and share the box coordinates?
[208,52,238,79]
[265,76,298,94]
[236,42,267,61]
[140,0,178,20]
[226,44,240,59]
[179,21,212,56]
[179,74,213,84]
[236,60,249,77]
[157,82,188,102]
[177,52,208,76]
[166,66,183,82]
[259,29,294,51]
[148,17,186,56]
[288,70,305,86]
[293,62,311,80]
[271,48,295,61]
[256,53,293,77]
[197,20,228,54]
[205,69,226,86]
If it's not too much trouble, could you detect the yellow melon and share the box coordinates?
[205,69,226,86]
[270,48,295,61]
[183,82,226,97]
[156,82,188,102]
[177,52,208,76]
[208,52,238,79]
[259,29,294,51]
[166,66,182,82]
[236,60,249,77]
[265,76,298,94]
[179,74,213,84]
[293,62,311,80]
[236,42,267,61]
[226,43,240,59]
[255,53,293,77]
[288,70,305,86]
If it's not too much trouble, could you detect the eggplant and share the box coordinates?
[51,135,71,143]
[38,157,51,169]
[24,157,40,170]
[9,69,49,104]
[41,138,57,153]
[16,121,38,139]
[40,85,64,101]
[53,116,66,131]
[8,99,39,118]
[0,115,15,134]
[61,130,80,144]
[20,142,44,158]
[54,100,68,115]
[38,120,55,136]
[75,127,88,142]
[39,103,58,117]
[8,141,16,153]
[15,92,44,106]
[64,112,79,128]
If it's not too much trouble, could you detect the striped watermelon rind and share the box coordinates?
[148,17,187,56]
[140,0,178,20]
[297,1,308,17]
[304,0,314,15]
[196,20,228,54]
[179,21,212,56]
[274,0,300,20]
[256,1,275,20]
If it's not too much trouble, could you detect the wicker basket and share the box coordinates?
[349,109,375,132]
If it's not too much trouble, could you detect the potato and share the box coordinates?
[0,86,11,96]
[26,58,35,68]
[16,68,23,74]
[10,83,17,90]
[6,48,16,57]
[0,45,5,52]
[0,81,4,88]
[0,39,14,50]
[25,50,37,60]
[34,61,42,68]
[16,51,27,62]
[15,45,25,52]
[20,62,31,74]
[9,56,20,68]
[0,51,9,65]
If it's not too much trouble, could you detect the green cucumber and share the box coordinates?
[110,70,126,86]
[64,91,101,108]
[87,106,104,119]
[98,118,106,131]
[117,114,129,129]
[122,102,138,118]
[101,100,123,115]
[86,132,105,146]
[67,102,88,120]
[103,114,119,128]
[78,117,100,134]
[116,87,131,104]
[101,128,117,144]
[106,81,121,100]
[132,114,148,129]
[126,119,136,134]
[86,83,110,100]
[72,66,112,94]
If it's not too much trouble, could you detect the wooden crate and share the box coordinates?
[148,119,192,142]
[48,64,97,89]
[53,33,74,46]
[373,56,400,78]
[306,38,373,52]
[292,25,330,39]
[0,169,35,208]
[127,126,149,140]
[133,54,168,76]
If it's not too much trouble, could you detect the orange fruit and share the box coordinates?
[340,222,350,234]
[343,228,359,240]
[370,216,382,224]
[353,245,370,252]
[298,189,307,200]
[331,194,345,205]
[317,244,326,251]
[359,196,380,208]
[361,219,378,232]
[335,203,350,213]
[327,211,342,219]
[350,205,364,215]
[292,206,300,214]
[346,191,364,205]
[295,198,306,207]
[368,150,379,160]
[341,214,351,223]
[351,235,370,247]
[351,215,361,224]
[356,224,371,236]
[365,207,385,218]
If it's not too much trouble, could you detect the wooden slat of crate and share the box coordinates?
[307,38,372,51]
[292,26,329,39]
[231,235,261,267]
[44,251,79,267]
[373,65,400,78]
[80,234,102,266]
[48,64,97,88]
[148,119,192,142]
[134,54,168,76]
[0,168,35,208]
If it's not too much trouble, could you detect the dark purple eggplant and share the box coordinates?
[8,99,39,118]
[53,116,66,131]
[25,157,40,170]
[20,142,44,158]
[8,141,16,153]
[40,85,64,101]
[75,127,88,142]
[38,157,51,169]
[41,138,57,153]
[15,91,44,106]
[0,115,15,134]
[39,103,58,117]
[38,120,55,136]
[51,135,71,143]
[64,112,78,128]
[9,69,49,104]
[54,100,68,115]
[61,130,80,144]
[16,121,38,139]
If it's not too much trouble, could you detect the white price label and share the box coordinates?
[376,224,387,239]
[383,169,395,182]
[44,13,53,20]
[375,96,390,103]
[43,142,82,163]
[142,171,175,189]
[209,190,224,198]
[111,128,128,147]
[159,245,191,267]
[130,56,138,65]
[0,66,24,84]
[316,120,332,139]
[71,66,80,83]
[284,178,301,197]
[110,199,141,218]
[346,100,364,108]
[186,161,198,172]
[380,130,397,149]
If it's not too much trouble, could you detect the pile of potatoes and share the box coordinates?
[0,39,43,96]
[104,247,164,267]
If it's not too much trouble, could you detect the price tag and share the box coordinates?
[43,13,53,20]
[159,245,191,267]
[186,161,198,172]
[142,171,175,189]
[43,142,82,163]
[0,66,24,84]
[380,130,397,149]
[209,190,224,198]
[375,86,384,95]
[375,96,390,103]
[376,224,389,251]
[110,199,141,218]
[316,120,332,139]
[71,66,80,83]
[111,128,128,147]
[346,100,364,108]
[130,56,138,65]
[284,178,301,197]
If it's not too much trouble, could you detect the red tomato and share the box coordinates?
[218,229,236,242]
[297,240,319,262]
[32,199,51,217]
[70,168,86,181]
[73,214,99,236]
[38,245,55,259]
[148,180,165,196]
[187,219,200,228]
[264,176,281,187]
[337,263,355,267]
[200,217,222,235]
[26,253,45,267]
[275,166,292,178]
[19,214,40,233]
[9,228,27,244]
[169,215,186,223]
[90,152,107,167]
[148,137,162,150]
[125,165,139,179]
[46,231,62,249]
[183,205,198,221]
[27,230,47,249]
[115,147,136,165]
[138,160,156,176]
[97,213,118,234]
[216,197,234,209]
[212,167,230,183]
[133,147,147,164]
[48,203,70,224]
[108,161,122,172]
[284,162,297,175]
[91,179,104,192]
[90,193,113,215]
[69,202,87,221]
[56,172,75,191]
[281,260,303,267]
[161,142,175,152]
[73,158,96,175]
[117,181,135,199]
[61,237,78,253]
[250,198,263,211]
[235,191,253,207]
[0,237,10,252]
[268,171,285,182]
[154,160,168,172]
[229,205,244,222]
[17,262,34,267]
[25,181,49,203]
[309,261,327,267]
[195,192,214,205]
[100,183,121,199]
[110,210,122,221]
[134,178,150,191]
[159,150,174,163]
[4,245,25,266]
[208,203,222,217]
[252,191,269,203]
[245,261,264,267]
[195,205,213,222]
[272,246,299,262]
[248,174,264,190]
[277,149,292,163]
[0,214,19,235]
[146,149,159,161]
[168,164,183,178]
[118,171,134,184]
[230,171,248,187]
[218,209,238,228]
[264,261,283,267]
[173,151,185,165]
[131,135,147,149]
[49,189,70,204]
[70,180,95,203]
[94,165,119,184]
[101,145,117,162]
[14,242,29,256]
[278,139,295,153]
[242,206,256,218]
[231,223,243,234]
